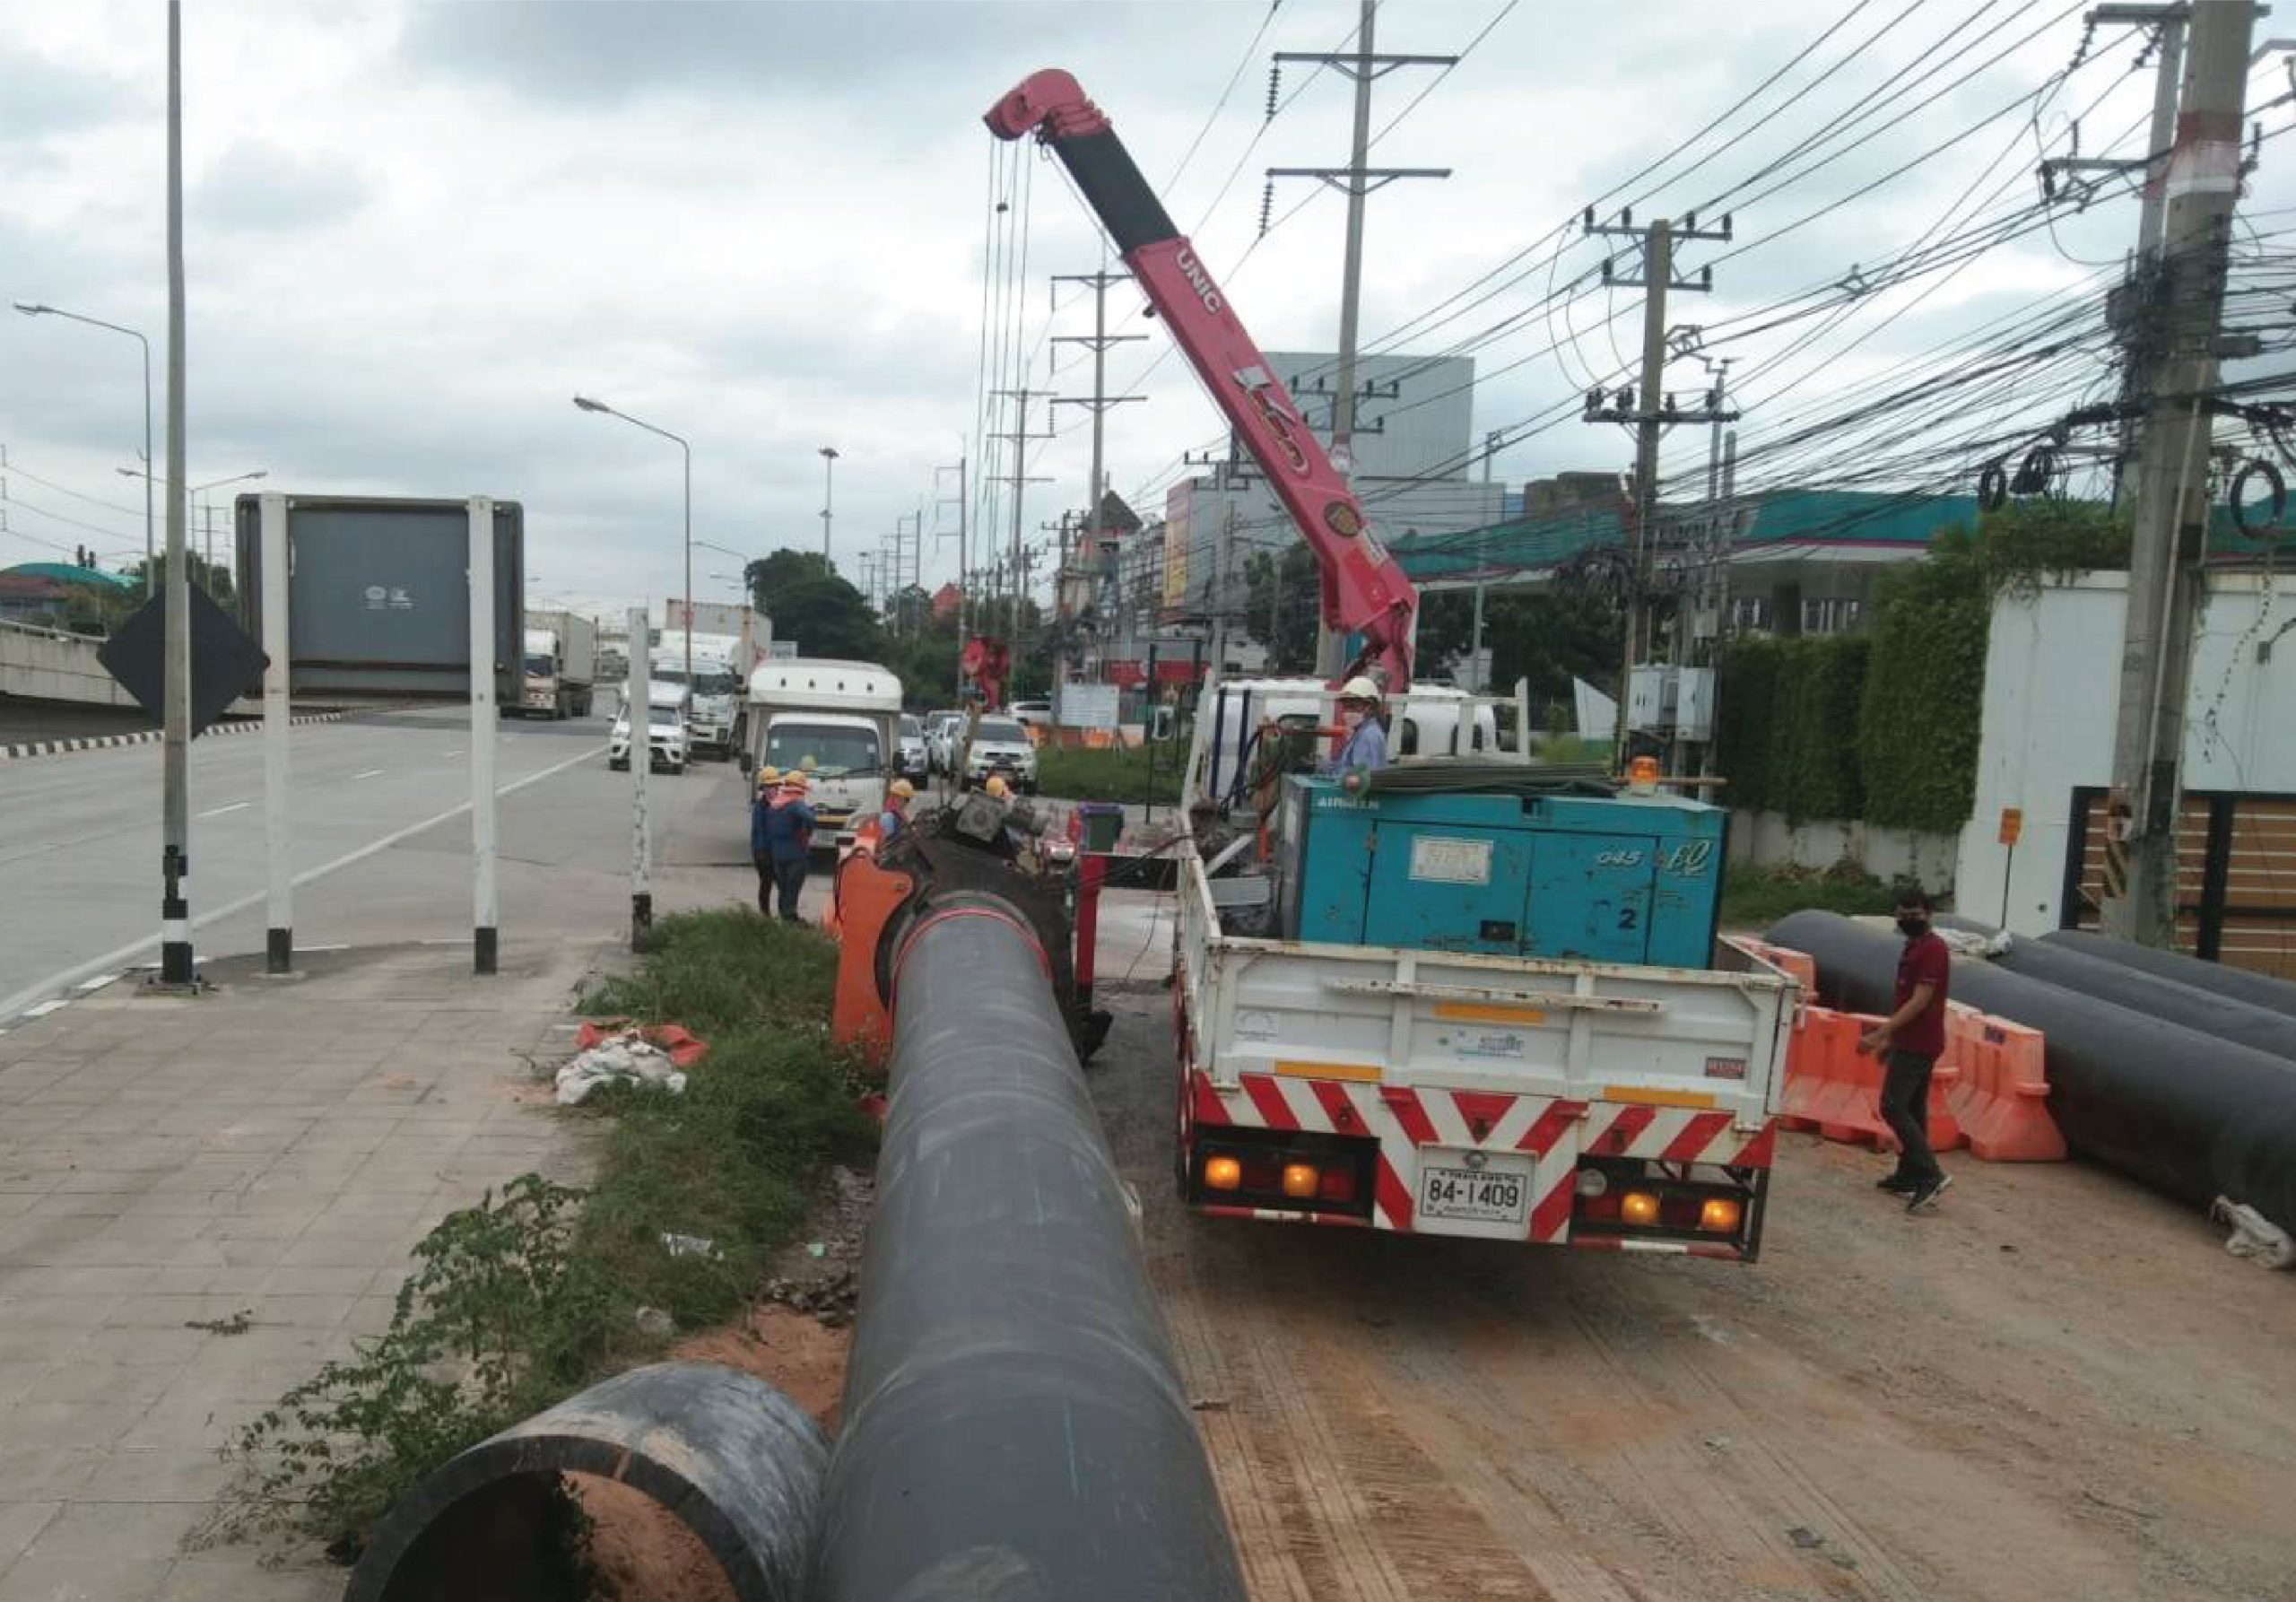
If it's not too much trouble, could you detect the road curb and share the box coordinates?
[0,710,354,763]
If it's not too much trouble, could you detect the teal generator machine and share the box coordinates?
[1275,775,1726,968]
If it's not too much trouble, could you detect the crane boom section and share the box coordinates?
[985,69,1418,690]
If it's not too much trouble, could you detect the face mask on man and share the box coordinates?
[1897,914,1929,938]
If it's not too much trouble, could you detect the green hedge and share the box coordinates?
[1857,556,1987,832]
[1716,634,1867,823]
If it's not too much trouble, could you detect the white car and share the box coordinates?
[1008,699,1053,734]
[964,715,1039,794]
[608,686,691,774]
[925,710,967,774]
[898,714,930,782]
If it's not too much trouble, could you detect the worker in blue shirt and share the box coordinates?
[753,771,817,921]
[877,778,916,844]
[1323,675,1389,775]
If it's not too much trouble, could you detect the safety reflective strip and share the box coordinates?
[1241,1074,1296,1130]
[1730,1121,1779,1169]
[1373,1160,1415,1232]
[1189,1071,1230,1127]
[1662,1110,1737,1164]
[1530,1173,1577,1241]
[1600,1084,1718,1109]
[1448,1090,1518,1140]
[1307,1078,1364,1134]
[1380,1085,1440,1147]
[1590,1102,1657,1154]
[1515,1101,1587,1156]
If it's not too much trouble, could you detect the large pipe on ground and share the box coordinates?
[811,890,1249,1602]
[2039,927,2296,1022]
[1768,910,2296,1236]
[1937,918,2296,1065]
[344,1363,827,1602]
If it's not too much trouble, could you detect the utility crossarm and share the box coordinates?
[985,69,1419,691]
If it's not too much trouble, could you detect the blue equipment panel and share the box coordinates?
[1277,776,1727,967]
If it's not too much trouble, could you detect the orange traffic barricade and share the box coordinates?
[1943,1006,2067,1162]
[1781,1004,1965,1154]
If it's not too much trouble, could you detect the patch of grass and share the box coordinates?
[1036,742,1184,805]
[1534,735,1614,768]
[1720,863,1900,929]
[236,910,873,1560]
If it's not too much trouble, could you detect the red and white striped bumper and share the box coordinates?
[1187,1067,1775,1254]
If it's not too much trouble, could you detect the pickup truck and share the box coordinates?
[1170,678,1796,1260]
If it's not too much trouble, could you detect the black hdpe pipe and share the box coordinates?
[1936,917,2296,1066]
[810,892,1249,1602]
[2040,927,2296,1023]
[344,1363,827,1602]
[1768,911,2296,1237]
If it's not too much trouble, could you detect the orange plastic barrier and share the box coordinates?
[1780,1004,1965,1154]
[1724,933,1818,994]
[576,1020,709,1069]
[1942,1005,2067,1162]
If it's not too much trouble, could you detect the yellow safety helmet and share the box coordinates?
[983,774,1011,799]
[786,770,812,791]
[889,778,917,800]
[757,765,781,787]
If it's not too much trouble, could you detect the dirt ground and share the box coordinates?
[1088,982,2296,1602]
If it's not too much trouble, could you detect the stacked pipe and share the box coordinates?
[810,889,1249,1602]
[1769,911,2296,1240]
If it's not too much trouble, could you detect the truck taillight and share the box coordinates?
[1699,1197,1742,1233]
[1318,1167,1357,1204]
[1621,1190,1661,1227]
[1281,1162,1318,1199]
[1205,1156,1242,1191]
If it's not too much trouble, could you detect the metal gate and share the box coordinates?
[2062,787,2296,980]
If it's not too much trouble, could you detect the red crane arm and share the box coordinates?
[985,69,1417,692]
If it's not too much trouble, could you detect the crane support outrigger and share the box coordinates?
[986,69,1418,692]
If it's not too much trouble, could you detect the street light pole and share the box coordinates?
[118,466,265,596]
[14,301,155,596]
[820,445,839,566]
[573,396,692,717]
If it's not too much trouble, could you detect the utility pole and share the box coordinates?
[159,0,195,990]
[2053,5,2192,506]
[1473,428,1500,692]
[989,387,1054,649]
[2102,0,2257,946]
[935,455,968,693]
[1209,502,1237,677]
[1052,269,1146,689]
[1272,0,1455,675]
[1582,208,1735,767]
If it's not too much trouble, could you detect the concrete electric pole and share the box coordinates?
[1582,210,1736,768]
[1051,269,1145,690]
[1271,0,1455,676]
[2101,0,2258,946]
[989,387,1055,650]
[159,0,195,989]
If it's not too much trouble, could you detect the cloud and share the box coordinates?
[195,140,372,231]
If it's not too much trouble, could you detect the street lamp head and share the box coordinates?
[572,396,609,414]
[13,301,53,317]
[820,445,839,461]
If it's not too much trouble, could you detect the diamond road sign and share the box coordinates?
[96,585,270,737]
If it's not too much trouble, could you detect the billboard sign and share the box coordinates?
[1161,483,1192,614]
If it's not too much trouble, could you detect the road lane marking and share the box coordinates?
[353,769,386,780]
[198,801,252,819]
[0,741,606,1023]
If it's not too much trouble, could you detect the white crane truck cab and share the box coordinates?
[652,635,745,760]
[744,658,904,852]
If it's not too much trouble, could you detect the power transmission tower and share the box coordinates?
[2102,0,2259,946]
[1581,208,1736,766]
[1051,270,1145,686]
[989,387,1054,647]
[1271,0,1456,674]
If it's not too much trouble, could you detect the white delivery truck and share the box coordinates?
[518,610,598,719]
[1170,677,1798,1262]
[743,659,904,854]
[653,634,747,761]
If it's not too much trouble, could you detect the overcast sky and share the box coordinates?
[4,0,2290,618]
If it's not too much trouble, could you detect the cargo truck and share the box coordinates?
[653,634,745,760]
[519,610,597,719]
[742,658,903,854]
[996,70,1796,1260]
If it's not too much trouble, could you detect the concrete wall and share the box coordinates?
[1726,809,1959,888]
[0,622,135,709]
[1955,570,2296,934]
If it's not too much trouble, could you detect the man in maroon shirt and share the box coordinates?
[1860,886,1952,1212]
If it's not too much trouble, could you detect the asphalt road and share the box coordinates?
[0,707,761,1021]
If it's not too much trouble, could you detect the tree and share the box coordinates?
[123,552,236,613]
[1241,545,1319,673]
[743,547,883,661]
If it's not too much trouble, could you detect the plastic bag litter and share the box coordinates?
[555,1039,688,1105]
[2213,1197,2295,1269]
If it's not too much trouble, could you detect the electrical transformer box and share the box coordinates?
[1278,776,1726,968]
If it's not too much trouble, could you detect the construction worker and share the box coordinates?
[1322,675,1389,775]
[879,777,917,842]
[754,764,781,799]
[755,771,817,922]
[983,773,1011,800]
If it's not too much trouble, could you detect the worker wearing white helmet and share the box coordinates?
[1323,675,1389,775]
